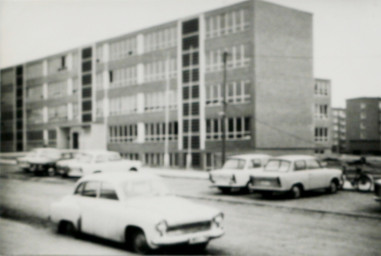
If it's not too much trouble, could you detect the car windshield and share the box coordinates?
[108,153,122,161]
[123,179,170,198]
[264,160,291,173]
[222,158,246,170]
[77,153,93,163]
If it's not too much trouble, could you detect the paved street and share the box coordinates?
[1,163,381,255]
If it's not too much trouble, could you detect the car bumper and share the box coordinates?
[66,169,83,177]
[210,183,246,189]
[248,184,286,192]
[151,228,224,247]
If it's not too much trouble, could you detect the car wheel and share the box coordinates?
[58,221,76,236]
[47,167,56,177]
[357,175,373,192]
[327,180,338,194]
[218,187,231,194]
[290,185,302,199]
[131,230,150,254]
[189,242,209,253]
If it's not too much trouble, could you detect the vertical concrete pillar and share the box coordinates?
[137,122,145,143]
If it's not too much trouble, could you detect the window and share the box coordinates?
[144,90,177,112]
[250,159,262,168]
[314,104,328,119]
[74,182,85,195]
[48,80,67,99]
[144,59,176,82]
[314,81,329,96]
[82,181,99,198]
[206,117,250,140]
[108,124,138,143]
[109,95,137,116]
[306,159,321,169]
[294,160,306,171]
[145,122,178,142]
[109,36,137,61]
[27,108,43,124]
[48,105,67,122]
[48,56,67,74]
[206,81,250,105]
[206,9,249,39]
[144,27,176,53]
[206,44,250,72]
[26,62,43,79]
[314,127,328,142]
[100,182,119,200]
[26,85,43,101]
[109,66,137,88]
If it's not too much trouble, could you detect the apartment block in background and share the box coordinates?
[313,78,332,155]
[332,108,346,153]
[0,0,315,169]
[346,97,381,155]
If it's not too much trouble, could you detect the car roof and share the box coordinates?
[229,154,271,160]
[77,172,159,185]
[270,155,317,162]
[78,150,119,156]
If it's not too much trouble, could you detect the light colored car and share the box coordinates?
[248,155,344,199]
[209,154,271,193]
[64,150,141,177]
[374,179,381,204]
[49,172,224,254]
[56,151,83,177]
[17,148,64,175]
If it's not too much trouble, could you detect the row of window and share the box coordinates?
[314,81,329,96]
[314,104,329,119]
[206,117,251,140]
[26,56,70,80]
[314,127,329,142]
[144,59,177,82]
[206,81,250,105]
[108,124,137,143]
[205,9,249,39]
[144,90,177,112]
[26,104,79,124]
[48,105,67,122]
[26,80,79,101]
[109,37,137,61]
[144,27,177,53]
[109,95,137,116]
[109,66,137,89]
[145,122,178,141]
[206,44,250,72]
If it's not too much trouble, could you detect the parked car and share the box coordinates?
[249,155,343,199]
[17,148,71,175]
[374,179,381,204]
[63,150,141,177]
[49,172,224,254]
[209,154,271,193]
[56,151,83,177]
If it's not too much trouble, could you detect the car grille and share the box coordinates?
[375,182,381,197]
[167,221,211,236]
[252,177,280,187]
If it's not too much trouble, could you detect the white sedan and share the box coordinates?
[49,172,224,254]
[209,154,271,193]
[62,150,141,177]
[249,155,344,198]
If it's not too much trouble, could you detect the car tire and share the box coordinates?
[327,180,338,194]
[58,221,76,236]
[131,230,150,254]
[290,185,302,199]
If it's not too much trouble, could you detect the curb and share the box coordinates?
[179,193,381,221]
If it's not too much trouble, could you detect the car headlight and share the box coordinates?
[155,220,168,236]
[212,213,224,229]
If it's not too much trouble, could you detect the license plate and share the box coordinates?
[260,180,271,186]
[189,236,208,244]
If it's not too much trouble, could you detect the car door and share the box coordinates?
[76,181,101,235]
[292,160,310,190]
[307,159,328,189]
[92,181,125,241]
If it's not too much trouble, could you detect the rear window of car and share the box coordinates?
[294,160,307,171]
[250,159,262,168]
[306,159,321,169]
[264,160,291,172]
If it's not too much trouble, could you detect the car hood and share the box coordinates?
[28,156,56,164]
[124,195,219,226]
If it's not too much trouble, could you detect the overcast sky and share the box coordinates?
[0,0,380,108]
